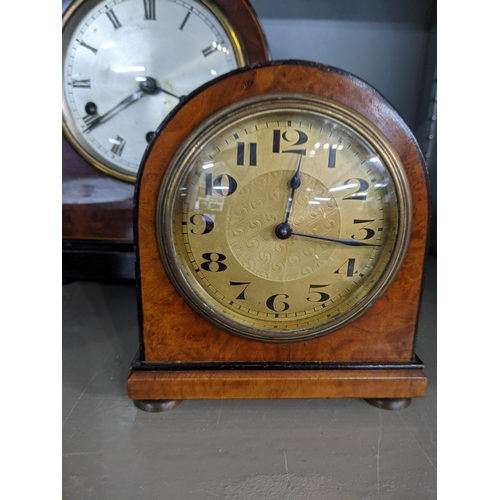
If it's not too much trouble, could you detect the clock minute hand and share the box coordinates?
[291,231,381,247]
[84,90,144,132]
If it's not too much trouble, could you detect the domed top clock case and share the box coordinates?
[128,61,430,408]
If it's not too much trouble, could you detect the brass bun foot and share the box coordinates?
[365,398,412,410]
[133,399,183,412]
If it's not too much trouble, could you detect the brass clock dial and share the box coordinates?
[62,0,261,182]
[156,93,412,342]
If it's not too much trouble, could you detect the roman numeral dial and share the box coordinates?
[62,0,247,181]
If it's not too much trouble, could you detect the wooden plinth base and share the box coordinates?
[127,369,427,402]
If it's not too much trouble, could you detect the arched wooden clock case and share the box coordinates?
[128,61,430,411]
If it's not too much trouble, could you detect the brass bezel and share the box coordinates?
[62,0,249,183]
[156,93,413,342]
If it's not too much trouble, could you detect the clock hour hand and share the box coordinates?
[283,154,303,224]
[84,90,144,132]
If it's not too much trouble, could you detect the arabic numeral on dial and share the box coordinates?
[200,253,227,272]
[351,219,375,240]
[272,129,308,155]
[307,284,330,303]
[342,178,369,201]
[236,142,257,166]
[230,281,251,300]
[266,294,290,312]
[205,173,237,196]
[189,214,214,235]
[334,258,356,277]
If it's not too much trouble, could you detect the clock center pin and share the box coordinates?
[275,222,293,240]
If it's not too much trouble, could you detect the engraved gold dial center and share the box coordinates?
[226,170,340,282]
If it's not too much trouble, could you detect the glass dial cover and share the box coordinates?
[156,94,412,342]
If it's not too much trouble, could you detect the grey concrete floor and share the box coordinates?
[62,255,436,499]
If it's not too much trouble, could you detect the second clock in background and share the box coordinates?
[62,0,269,182]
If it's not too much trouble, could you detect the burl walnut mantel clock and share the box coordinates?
[62,0,269,280]
[128,61,430,412]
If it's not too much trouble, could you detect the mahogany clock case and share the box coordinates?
[62,0,269,282]
[128,61,430,404]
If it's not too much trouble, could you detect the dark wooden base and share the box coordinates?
[128,368,427,405]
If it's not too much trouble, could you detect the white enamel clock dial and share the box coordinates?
[62,0,246,181]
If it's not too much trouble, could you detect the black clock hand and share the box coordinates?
[84,77,185,133]
[275,155,377,246]
[291,231,380,247]
[84,90,144,132]
[274,221,380,246]
[283,154,303,224]
[139,76,186,101]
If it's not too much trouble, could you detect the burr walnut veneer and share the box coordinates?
[128,62,430,409]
